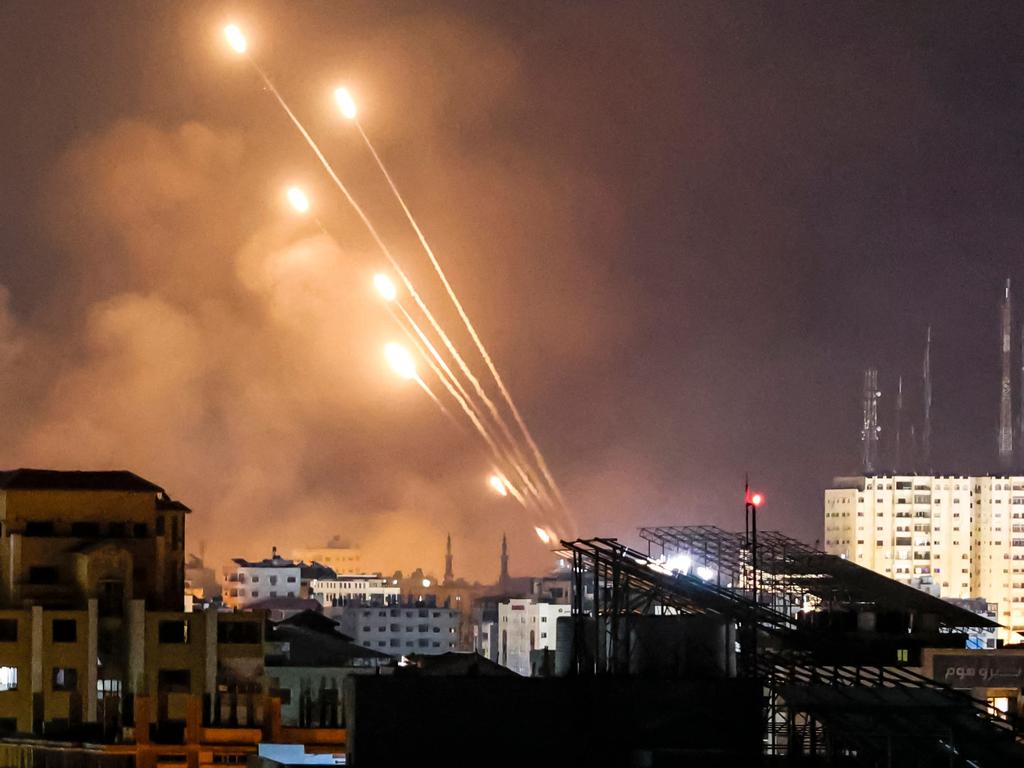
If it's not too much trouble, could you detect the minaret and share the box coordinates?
[999,279,1014,470]
[443,533,454,585]
[499,533,510,586]
[922,326,932,471]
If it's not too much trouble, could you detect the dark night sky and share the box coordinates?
[1,2,1023,578]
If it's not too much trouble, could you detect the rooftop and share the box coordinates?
[0,468,164,493]
[232,556,299,569]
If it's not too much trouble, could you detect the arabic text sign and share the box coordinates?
[934,655,1024,688]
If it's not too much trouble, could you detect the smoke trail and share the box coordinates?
[246,59,558,521]
[389,303,537,512]
[354,120,571,522]
[392,300,547,506]
[313,208,542,509]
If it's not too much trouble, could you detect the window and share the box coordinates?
[157,669,191,694]
[99,580,124,616]
[52,619,77,642]
[217,622,260,644]
[156,516,165,536]
[133,523,148,538]
[27,569,57,585]
[287,576,296,583]
[251,591,259,598]
[71,522,100,537]
[97,679,121,700]
[108,522,126,537]
[159,620,189,644]
[0,621,17,642]
[0,667,17,692]
[269,576,278,586]
[53,668,78,691]
[24,521,54,537]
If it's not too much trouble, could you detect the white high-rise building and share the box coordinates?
[824,475,1024,641]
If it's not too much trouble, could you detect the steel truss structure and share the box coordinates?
[561,529,1022,766]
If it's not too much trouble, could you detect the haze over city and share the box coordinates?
[2,2,1023,580]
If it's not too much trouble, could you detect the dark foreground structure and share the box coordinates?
[346,675,760,767]
[338,524,1024,766]
[559,526,1023,766]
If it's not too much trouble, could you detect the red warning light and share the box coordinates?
[750,493,764,507]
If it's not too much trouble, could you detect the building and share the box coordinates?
[335,601,459,656]
[0,469,189,612]
[493,599,571,676]
[185,553,221,611]
[265,611,392,726]
[291,538,362,574]
[824,474,1024,641]
[223,548,301,609]
[309,574,400,608]
[298,561,336,599]
[0,468,351,765]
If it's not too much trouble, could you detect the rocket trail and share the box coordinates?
[413,375,447,417]
[309,193,542,516]
[245,60,541,507]
[393,298,545,508]
[389,302,539,512]
[236,52,561,533]
[354,120,571,523]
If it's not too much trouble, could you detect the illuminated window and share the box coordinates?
[0,667,17,691]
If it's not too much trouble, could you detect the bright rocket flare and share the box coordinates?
[384,343,417,380]
[534,526,552,545]
[334,87,358,120]
[224,24,247,54]
[286,186,310,214]
[374,273,397,302]
[488,473,509,497]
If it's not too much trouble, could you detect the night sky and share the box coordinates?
[2,2,1023,579]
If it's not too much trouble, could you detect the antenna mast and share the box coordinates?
[861,368,881,474]
[922,326,932,472]
[894,375,903,472]
[999,279,1013,470]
